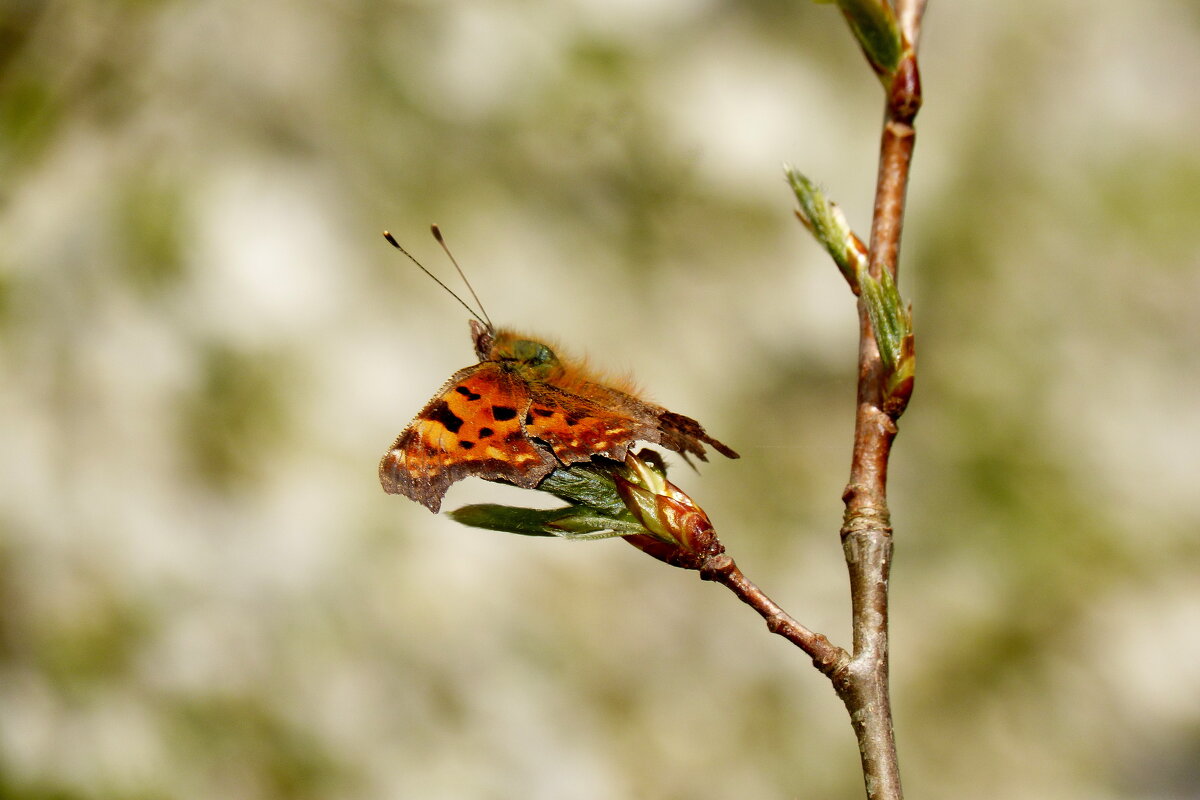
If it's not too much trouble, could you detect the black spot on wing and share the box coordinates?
[428,400,464,434]
[455,385,482,401]
[491,405,518,421]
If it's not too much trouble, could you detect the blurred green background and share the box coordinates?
[2,1,1198,798]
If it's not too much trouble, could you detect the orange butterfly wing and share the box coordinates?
[379,363,556,512]
[524,379,739,469]
[523,383,658,465]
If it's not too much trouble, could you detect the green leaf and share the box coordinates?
[447,503,642,539]
[447,459,649,538]
[538,461,629,515]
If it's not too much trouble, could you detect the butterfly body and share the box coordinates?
[380,320,738,512]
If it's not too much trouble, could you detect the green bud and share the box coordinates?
[833,0,904,81]
[859,264,915,416]
[785,167,868,291]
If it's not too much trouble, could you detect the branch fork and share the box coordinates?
[441,3,927,798]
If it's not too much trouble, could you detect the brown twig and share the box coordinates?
[701,555,849,676]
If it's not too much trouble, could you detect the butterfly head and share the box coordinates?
[470,320,562,378]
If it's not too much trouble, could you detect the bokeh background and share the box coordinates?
[2,1,1199,798]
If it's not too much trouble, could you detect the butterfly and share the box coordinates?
[377,227,739,513]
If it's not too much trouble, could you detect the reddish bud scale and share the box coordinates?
[614,453,724,569]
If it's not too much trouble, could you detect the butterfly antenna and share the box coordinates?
[382,230,488,327]
[430,224,493,330]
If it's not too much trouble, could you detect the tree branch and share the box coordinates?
[701,555,849,676]
[834,3,925,800]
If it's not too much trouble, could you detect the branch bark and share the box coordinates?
[834,3,924,798]
[701,555,849,677]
